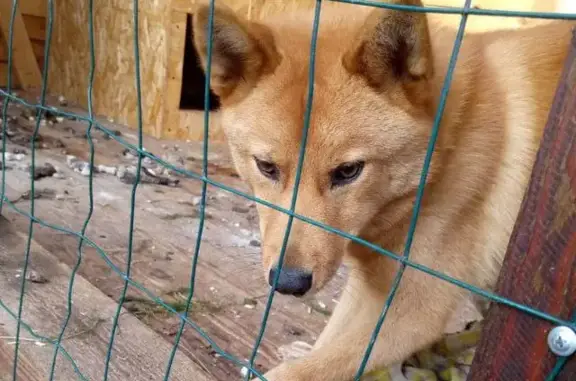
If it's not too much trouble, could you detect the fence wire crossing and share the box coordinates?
[0,0,575,380]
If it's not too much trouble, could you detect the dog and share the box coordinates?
[190,1,575,379]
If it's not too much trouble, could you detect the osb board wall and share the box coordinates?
[434,0,568,31]
[425,0,557,31]
[46,0,323,141]
[0,2,46,88]
[47,0,170,138]
[47,0,267,140]
[48,0,566,142]
[557,0,576,13]
[169,0,564,142]
[171,0,318,18]
[166,0,328,142]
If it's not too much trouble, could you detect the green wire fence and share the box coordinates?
[0,0,575,380]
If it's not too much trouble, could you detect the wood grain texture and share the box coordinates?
[0,116,340,380]
[0,61,20,87]
[0,216,212,381]
[162,10,191,141]
[45,0,555,143]
[0,0,42,88]
[468,28,576,381]
[15,0,47,18]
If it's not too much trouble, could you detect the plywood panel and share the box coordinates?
[19,0,47,18]
[162,11,188,140]
[423,0,561,32]
[168,0,561,142]
[171,0,316,17]
[179,110,224,142]
[47,0,568,142]
[48,0,169,138]
[0,33,44,61]
[22,14,46,41]
[0,61,20,88]
[0,0,41,88]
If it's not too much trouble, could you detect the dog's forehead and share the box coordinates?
[228,77,392,168]
[225,33,410,159]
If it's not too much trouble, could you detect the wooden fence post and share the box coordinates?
[468,29,576,381]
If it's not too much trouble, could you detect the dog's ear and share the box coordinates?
[192,4,281,102]
[343,0,433,91]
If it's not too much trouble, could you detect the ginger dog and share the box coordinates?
[191,1,575,379]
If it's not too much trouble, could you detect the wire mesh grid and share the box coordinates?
[0,0,575,380]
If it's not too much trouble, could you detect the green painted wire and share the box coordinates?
[5,184,574,337]
[546,358,568,381]
[0,178,573,381]
[354,0,472,378]
[1,67,574,337]
[0,0,573,378]
[0,200,255,381]
[546,311,576,380]
[0,299,89,381]
[546,342,570,381]
[2,197,268,380]
[0,126,573,334]
[102,0,145,378]
[0,105,573,334]
[243,1,324,379]
[47,0,96,377]
[11,0,55,376]
[0,0,15,217]
[0,3,86,377]
[162,2,215,379]
[332,0,576,20]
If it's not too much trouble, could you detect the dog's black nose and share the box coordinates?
[268,267,312,296]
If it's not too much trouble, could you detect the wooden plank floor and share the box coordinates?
[0,91,480,380]
[0,92,345,380]
[0,216,211,381]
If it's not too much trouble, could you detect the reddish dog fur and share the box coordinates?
[191,1,575,379]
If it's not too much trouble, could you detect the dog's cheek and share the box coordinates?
[335,191,380,234]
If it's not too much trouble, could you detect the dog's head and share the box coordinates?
[192,0,440,296]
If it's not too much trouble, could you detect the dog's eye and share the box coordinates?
[254,157,279,180]
[331,161,365,187]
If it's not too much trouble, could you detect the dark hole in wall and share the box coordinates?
[180,14,221,111]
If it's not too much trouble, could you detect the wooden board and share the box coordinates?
[178,110,224,142]
[0,90,483,379]
[468,28,576,381]
[0,95,338,380]
[0,61,20,87]
[0,31,45,87]
[0,35,45,61]
[20,14,46,41]
[47,0,170,138]
[161,10,188,140]
[0,216,212,381]
[166,0,557,142]
[0,0,42,88]
[44,0,561,142]
[16,0,46,18]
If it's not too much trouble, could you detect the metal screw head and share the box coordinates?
[548,326,576,357]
